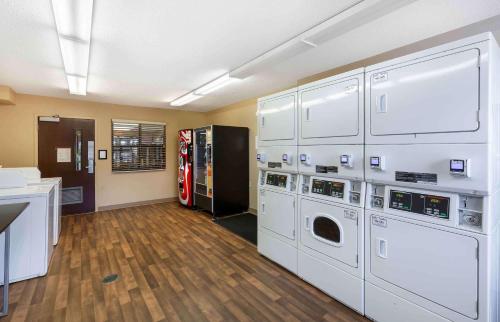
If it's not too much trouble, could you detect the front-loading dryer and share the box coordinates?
[298,175,365,314]
[364,183,496,322]
[257,146,299,274]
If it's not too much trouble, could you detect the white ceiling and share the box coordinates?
[1,0,500,111]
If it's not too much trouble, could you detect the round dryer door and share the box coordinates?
[312,216,342,245]
[301,198,358,268]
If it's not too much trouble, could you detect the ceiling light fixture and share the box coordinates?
[168,0,415,107]
[170,92,203,107]
[170,73,239,107]
[229,0,416,79]
[51,0,94,96]
[66,75,87,96]
[194,73,239,95]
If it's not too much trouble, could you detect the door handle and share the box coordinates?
[87,140,95,174]
[376,238,388,259]
[305,216,310,230]
[305,107,310,121]
[261,203,265,215]
[261,116,265,127]
[376,94,387,113]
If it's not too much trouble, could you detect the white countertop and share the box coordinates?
[0,185,53,199]
[27,177,62,186]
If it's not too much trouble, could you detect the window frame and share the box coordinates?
[111,119,166,173]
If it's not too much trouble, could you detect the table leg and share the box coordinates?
[0,227,9,317]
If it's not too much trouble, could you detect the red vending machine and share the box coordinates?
[178,129,193,207]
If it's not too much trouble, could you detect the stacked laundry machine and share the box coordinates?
[257,70,366,312]
[257,88,299,273]
[257,32,500,322]
[363,33,500,322]
[296,68,366,313]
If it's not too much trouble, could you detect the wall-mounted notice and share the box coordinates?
[57,148,71,163]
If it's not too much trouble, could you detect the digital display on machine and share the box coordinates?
[311,179,344,198]
[300,154,307,162]
[340,155,349,164]
[266,174,288,188]
[389,190,450,219]
[450,159,465,173]
[370,157,380,166]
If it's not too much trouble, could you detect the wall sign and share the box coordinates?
[56,148,71,163]
[98,149,108,160]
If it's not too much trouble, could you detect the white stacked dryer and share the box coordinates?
[297,68,366,313]
[257,88,299,273]
[363,33,500,322]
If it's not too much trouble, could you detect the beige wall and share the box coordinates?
[0,93,208,209]
[206,99,258,210]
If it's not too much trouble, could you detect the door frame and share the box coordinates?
[34,114,98,213]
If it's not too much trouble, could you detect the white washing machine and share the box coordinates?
[298,68,364,146]
[0,184,55,283]
[363,33,500,322]
[257,146,298,274]
[257,88,298,147]
[0,168,62,245]
[36,177,62,245]
[298,174,365,314]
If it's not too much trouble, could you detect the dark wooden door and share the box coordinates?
[38,117,95,215]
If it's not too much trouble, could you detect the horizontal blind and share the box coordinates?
[112,121,166,172]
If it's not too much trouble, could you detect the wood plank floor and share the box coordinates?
[2,202,369,322]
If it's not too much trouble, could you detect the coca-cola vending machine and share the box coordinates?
[178,129,193,207]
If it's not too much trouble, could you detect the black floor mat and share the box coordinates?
[216,213,257,245]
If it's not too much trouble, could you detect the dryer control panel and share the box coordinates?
[366,183,486,233]
[311,179,345,199]
[260,170,297,192]
[266,173,288,188]
[389,190,450,220]
[300,175,365,207]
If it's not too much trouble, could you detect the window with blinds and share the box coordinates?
[112,120,166,172]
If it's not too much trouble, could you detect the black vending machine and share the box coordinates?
[193,125,249,218]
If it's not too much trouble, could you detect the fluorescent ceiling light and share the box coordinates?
[67,75,87,96]
[194,73,238,95]
[58,37,90,76]
[51,0,94,96]
[230,0,416,79]
[170,73,239,107]
[51,0,93,40]
[170,92,203,106]
[169,0,416,107]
